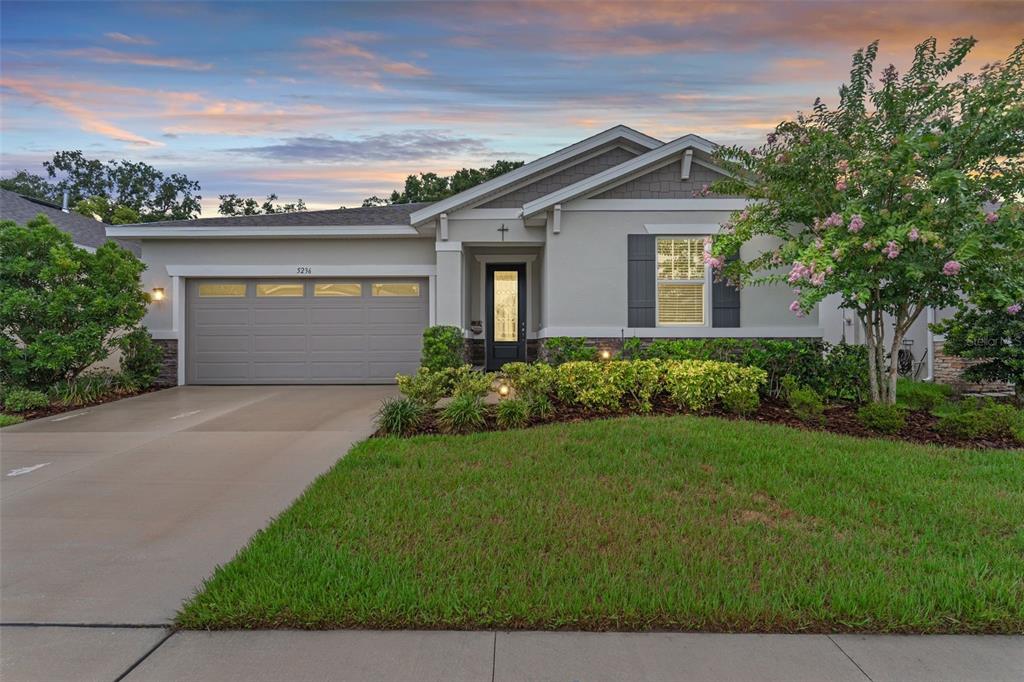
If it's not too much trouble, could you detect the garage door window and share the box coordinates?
[256,282,304,297]
[314,282,362,297]
[198,282,246,297]
[372,282,420,297]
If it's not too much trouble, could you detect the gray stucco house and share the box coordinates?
[108,125,946,386]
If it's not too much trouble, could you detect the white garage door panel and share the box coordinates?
[187,278,428,384]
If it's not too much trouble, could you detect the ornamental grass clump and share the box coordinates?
[495,398,530,430]
[439,394,487,434]
[375,397,425,437]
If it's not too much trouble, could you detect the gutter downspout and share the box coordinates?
[925,306,935,382]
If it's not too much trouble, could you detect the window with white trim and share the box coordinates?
[656,237,707,325]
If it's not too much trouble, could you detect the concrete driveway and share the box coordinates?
[1,385,393,680]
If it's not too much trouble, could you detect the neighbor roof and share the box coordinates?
[138,201,433,229]
[0,188,140,255]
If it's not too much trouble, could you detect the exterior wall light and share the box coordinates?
[599,349,612,361]
[151,287,165,302]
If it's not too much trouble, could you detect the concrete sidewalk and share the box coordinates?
[2,628,1020,682]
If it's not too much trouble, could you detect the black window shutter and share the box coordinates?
[627,234,656,327]
[712,255,741,327]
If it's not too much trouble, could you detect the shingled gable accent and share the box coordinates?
[408,125,663,226]
[521,134,722,218]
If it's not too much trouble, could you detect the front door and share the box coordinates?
[485,263,526,370]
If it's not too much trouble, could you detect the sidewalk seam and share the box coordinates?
[0,622,167,629]
[827,635,873,681]
[113,629,175,681]
[491,631,497,682]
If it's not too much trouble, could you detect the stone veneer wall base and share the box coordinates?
[153,339,178,386]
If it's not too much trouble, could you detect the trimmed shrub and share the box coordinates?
[542,337,595,365]
[623,338,827,398]
[663,360,767,411]
[823,343,870,403]
[611,360,663,413]
[396,367,452,407]
[439,395,487,434]
[722,387,760,416]
[936,398,1021,440]
[118,328,163,388]
[496,398,530,430]
[856,403,906,434]
[3,387,48,412]
[782,376,825,425]
[420,325,464,372]
[554,361,625,412]
[501,362,556,400]
[449,365,494,399]
[375,397,425,437]
[897,378,952,411]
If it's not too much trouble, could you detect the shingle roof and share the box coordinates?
[0,189,140,255]
[124,201,433,228]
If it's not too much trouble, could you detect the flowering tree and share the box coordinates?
[707,37,1024,404]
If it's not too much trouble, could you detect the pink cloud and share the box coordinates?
[62,47,212,71]
[2,78,162,147]
[104,32,156,46]
[300,34,430,88]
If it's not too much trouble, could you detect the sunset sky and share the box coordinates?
[1,1,1020,213]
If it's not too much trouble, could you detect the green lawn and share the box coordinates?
[178,415,1024,633]
[0,413,24,428]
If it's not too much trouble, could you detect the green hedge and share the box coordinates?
[507,359,767,415]
[420,325,464,372]
[621,338,867,401]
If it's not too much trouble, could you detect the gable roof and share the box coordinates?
[106,202,432,238]
[521,134,719,217]
[408,125,663,226]
[0,188,140,255]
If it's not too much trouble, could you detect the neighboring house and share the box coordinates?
[0,188,140,255]
[107,125,954,386]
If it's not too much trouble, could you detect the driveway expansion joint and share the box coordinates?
[1,622,169,628]
[827,634,874,681]
[114,629,176,682]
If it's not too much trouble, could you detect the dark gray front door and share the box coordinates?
[485,264,526,370]
[186,278,427,384]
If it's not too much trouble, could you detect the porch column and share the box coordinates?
[435,241,464,328]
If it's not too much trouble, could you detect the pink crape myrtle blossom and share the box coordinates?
[986,211,999,224]
[835,179,847,191]
[787,262,812,283]
[881,241,901,259]
[943,260,962,276]
[908,228,920,241]
[847,214,865,233]
[823,213,844,228]
[1007,303,1022,315]
[810,272,826,286]
[789,300,805,317]
[832,248,842,259]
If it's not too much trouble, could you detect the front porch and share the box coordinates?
[434,240,544,370]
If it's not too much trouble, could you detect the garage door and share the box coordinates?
[187,278,428,384]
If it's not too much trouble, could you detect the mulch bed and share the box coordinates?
[382,397,1022,450]
[11,384,171,421]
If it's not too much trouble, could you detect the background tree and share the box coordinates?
[0,170,56,202]
[363,160,525,205]
[74,195,140,225]
[44,152,201,221]
[708,37,1024,404]
[0,215,149,388]
[1,152,201,222]
[217,193,307,216]
[932,228,1024,404]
